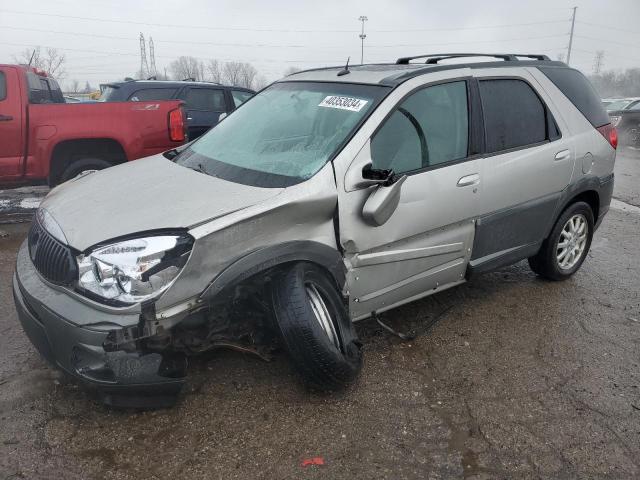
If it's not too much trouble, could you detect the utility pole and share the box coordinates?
[593,50,605,74]
[149,37,157,77]
[358,16,368,65]
[139,33,149,79]
[567,6,577,66]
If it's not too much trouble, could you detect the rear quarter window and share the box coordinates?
[539,67,610,127]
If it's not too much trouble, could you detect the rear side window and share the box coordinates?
[231,90,253,107]
[183,88,226,111]
[479,79,547,153]
[128,88,177,101]
[539,67,610,127]
[0,72,6,100]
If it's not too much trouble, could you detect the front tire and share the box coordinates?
[271,263,362,391]
[528,201,594,281]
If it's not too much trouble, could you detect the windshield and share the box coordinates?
[175,81,389,187]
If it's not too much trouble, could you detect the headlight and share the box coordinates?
[76,234,193,304]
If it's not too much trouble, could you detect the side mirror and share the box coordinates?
[355,163,397,188]
[362,175,407,226]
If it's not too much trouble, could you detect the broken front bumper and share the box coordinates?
[13,241,185,408]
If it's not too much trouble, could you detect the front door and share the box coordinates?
[338,80,481,320]
[0,67,24,179]
[179,87,226,139]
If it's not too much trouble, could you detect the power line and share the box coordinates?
[576,21,640,36]
[573,35,640,49]
[0,8,570,34]
[0,24,569,50]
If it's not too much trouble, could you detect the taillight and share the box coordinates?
[168,108,185,142]
[596,123,617,149]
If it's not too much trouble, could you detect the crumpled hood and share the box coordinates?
[40,154,283,251]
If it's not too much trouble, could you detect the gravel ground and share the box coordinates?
[0,151,638,480]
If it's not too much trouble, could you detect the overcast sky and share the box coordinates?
[1,0,638,89]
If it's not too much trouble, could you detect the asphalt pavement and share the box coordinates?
[0,151,639,479]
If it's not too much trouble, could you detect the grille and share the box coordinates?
[28,218,78,285]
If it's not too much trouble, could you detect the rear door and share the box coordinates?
[0,67,24,178]
[469,70,573,271]
[178,87,226,139]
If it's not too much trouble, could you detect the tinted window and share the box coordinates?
[183,88,225,111]
[371,81,469,174]
[128,88,177,101]
[539,67,610,127]
[0,72,5,101]
[231,90,253,107]
[479,79,546,153]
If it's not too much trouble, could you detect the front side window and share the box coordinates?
[128,88,177,101]
[0,72,6,101]
[176,81,389,187]
[183,88,226,111]
[479,79,547,153]
[371,81,469,174]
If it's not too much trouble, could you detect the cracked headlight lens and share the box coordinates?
[76,234,193,304]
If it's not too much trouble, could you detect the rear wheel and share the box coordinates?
[528,201,594,281]
[59,158,113,184]
[271,263,362,391]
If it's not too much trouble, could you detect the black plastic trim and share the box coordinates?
[201,241,346,301]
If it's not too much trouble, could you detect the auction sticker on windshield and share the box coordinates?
[318,95,368,112]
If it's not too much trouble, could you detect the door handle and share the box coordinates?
[554,149,571,161]
[457,173,480,187]
[0,114,13,121]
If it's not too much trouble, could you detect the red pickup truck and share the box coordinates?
[0,64,186,186]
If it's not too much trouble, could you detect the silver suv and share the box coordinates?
[13,53,617,407]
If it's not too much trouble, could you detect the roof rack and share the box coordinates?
[395,53,551,65]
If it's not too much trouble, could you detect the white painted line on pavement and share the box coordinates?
[611,198,640,215]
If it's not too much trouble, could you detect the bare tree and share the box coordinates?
[169,56,204,81]
[83,81,93,93]
[70,79,80,93]
[222,61,244,86]
[254,74,269,90]
[206,59,222,83]
[14,47,66,79]
[238,63,257,89]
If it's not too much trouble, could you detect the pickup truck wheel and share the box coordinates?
[59,158,113,184]
[528,201,594,281]
[271,262,362,391]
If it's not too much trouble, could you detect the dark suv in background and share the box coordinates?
[99,80,255,139]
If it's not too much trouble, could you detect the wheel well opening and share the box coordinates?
[568,190,600,221]
[49,138,127,186]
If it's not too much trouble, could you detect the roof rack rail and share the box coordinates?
[395,53,551,65]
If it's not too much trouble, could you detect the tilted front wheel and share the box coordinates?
[528,201,594,281]
[271,263,362,391]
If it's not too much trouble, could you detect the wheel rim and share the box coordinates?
[556,214,588,270]
[305,283,340,349]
